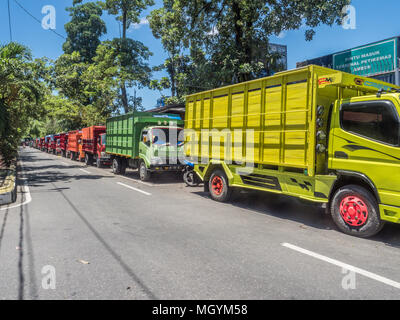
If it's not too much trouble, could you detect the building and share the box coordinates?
[297,36,400,85]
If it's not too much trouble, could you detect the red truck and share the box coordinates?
[49,134,60,154]
[39,137,45,150]
[81,126,111,167]
[43,136,52,152]
[56,133,68,157]
[67,130,82,161]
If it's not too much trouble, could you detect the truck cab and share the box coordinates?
[137,126,184,180]
[327,92,400,234]
[96,133,111,168]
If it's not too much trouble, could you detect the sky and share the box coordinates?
[1,0,399,109]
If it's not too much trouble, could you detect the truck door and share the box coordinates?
[330,97,400,206]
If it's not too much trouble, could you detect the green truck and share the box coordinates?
[185,65,400,238]
[106,112,185,181]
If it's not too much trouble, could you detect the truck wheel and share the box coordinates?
[120,159,127,175]
[209,170,232,202]
[330,185,384,238]
[85,153,92,166]
[112,158,122,174]
[96,157,103,168]
[139,161,151,181]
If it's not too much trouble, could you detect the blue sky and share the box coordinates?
[1,0,399,109]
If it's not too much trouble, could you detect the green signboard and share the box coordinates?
[333,38,398,76]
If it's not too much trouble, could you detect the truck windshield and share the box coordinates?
[152,128,183,146]
[101,134,106,145]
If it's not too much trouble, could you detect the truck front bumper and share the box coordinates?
[149,165,184,172]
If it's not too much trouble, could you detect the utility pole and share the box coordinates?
[8,0,12,42]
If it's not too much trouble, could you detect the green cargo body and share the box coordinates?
[106,112,184,158]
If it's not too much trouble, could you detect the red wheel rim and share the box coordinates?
[211,176,223,196]
[339,196,368,227]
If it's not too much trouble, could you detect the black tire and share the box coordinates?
[120,158,127,175]
[96,157,103,168]
[139,161,151,181]
[330,185,384,238]
[112,158,122,174]
[208,170,232,202]
[184,170,199,187]
[85,153,93,166]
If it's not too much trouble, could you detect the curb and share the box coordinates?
[0,163,17,206]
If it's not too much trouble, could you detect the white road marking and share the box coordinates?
[0,160,32,211]
[79,169,91,174]
[117,182,151,196]
[282,242,400,290]
[118,174,153,186]
[60,162,69,166]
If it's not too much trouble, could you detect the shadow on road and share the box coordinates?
[191,188,400,247]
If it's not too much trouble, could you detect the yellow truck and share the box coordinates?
[185,65,400,238]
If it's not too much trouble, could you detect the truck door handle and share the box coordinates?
[334,151,348,159]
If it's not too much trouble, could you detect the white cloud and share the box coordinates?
[130,18,149,31]
[277,31,286,39]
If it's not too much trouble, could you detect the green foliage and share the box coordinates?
[0,43,46,164]
[63,1,107,62]
[102,0,155,36]
[149,0,350,99]
[101,0,155,112]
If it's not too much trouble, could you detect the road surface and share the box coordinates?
[1,147,400,299]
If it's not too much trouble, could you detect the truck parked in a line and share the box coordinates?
[43,135,52,152]
[185,65,400,238]
[48,134,60,154]
[81,126,111,168]
[67,130,81,161]
[106,112,184,181]
[56,133,68,157]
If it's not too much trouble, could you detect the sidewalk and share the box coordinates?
[0,154,17,205]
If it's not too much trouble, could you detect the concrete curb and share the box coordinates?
[0,163,17,206]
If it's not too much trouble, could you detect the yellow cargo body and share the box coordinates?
[185,65,391,176]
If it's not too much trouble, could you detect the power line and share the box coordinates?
[12,0,66,40]
[8,0,13,42]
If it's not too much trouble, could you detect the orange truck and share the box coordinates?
[67,130,82,161]
[81,126,111,167]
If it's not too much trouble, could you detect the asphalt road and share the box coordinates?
[1,147,400,299]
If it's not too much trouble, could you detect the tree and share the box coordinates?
[63,1,107,63]
[0,43,45,163]
[149,1,189,98]
[102,0,154,112]
[150,0,350,96]
[90,39,152,113]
